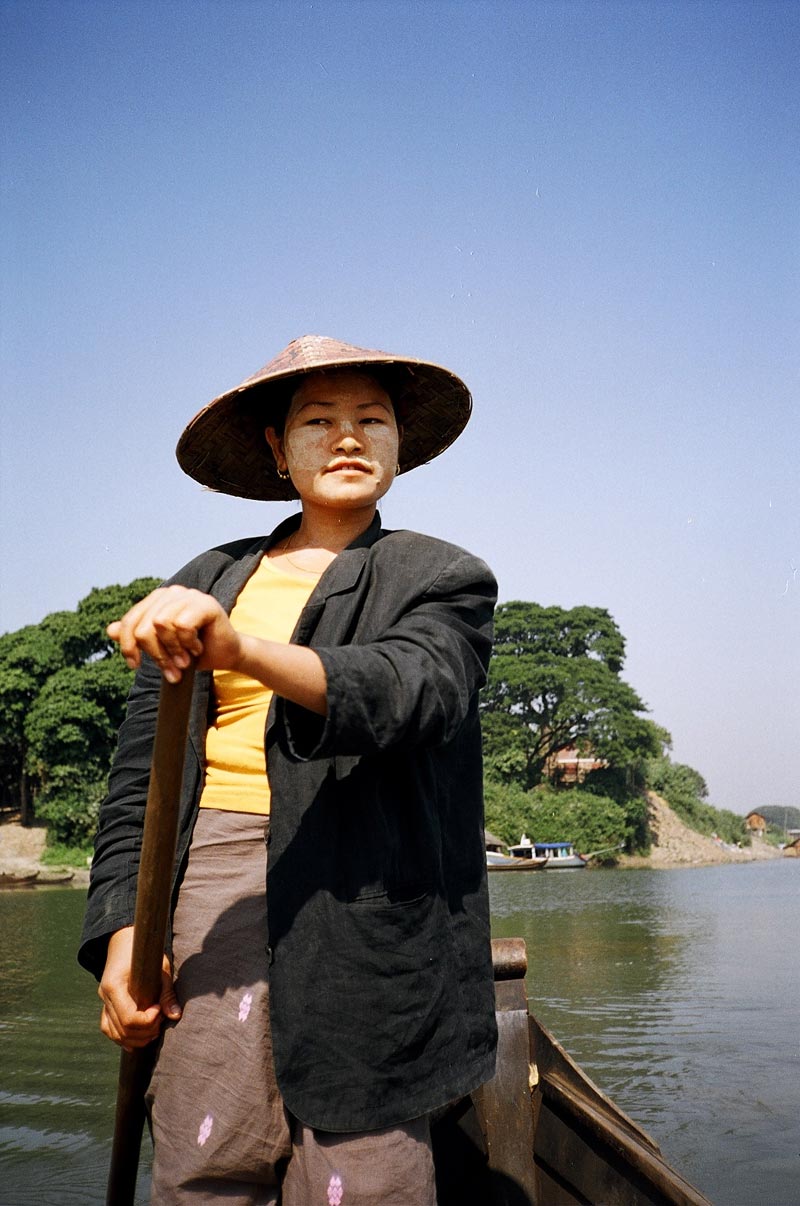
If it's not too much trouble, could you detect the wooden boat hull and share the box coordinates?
[0,868,74,889]
[509,843,588,870]
[0,870,40,889]
[432,938,711,1206]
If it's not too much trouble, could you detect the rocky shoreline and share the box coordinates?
[0,820,90,888]
[0,792,785,887]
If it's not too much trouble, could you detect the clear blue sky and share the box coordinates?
[1,0,797,813]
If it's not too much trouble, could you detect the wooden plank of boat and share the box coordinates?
[432,938,711,1206]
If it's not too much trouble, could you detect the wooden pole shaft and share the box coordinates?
[106,664,196,1206]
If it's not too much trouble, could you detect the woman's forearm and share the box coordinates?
[109,585,328,714]
[237,634,328,715]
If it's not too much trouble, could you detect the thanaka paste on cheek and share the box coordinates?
[284,424,332,470]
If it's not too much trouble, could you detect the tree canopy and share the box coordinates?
[0,578,159,835]
[481,601,661,790]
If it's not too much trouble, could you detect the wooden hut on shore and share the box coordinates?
[745,810,767,838]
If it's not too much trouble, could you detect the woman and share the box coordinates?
[80,335,498,1204]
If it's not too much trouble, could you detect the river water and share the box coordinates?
[0,859,797,1205]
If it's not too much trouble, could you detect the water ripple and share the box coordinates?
[0,1124,92,1154]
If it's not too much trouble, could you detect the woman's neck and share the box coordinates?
[290,503,378,554]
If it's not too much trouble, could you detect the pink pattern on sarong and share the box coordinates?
[197,1114,213,1146]
[327,1173,343,1205]
[238,991,253,1022]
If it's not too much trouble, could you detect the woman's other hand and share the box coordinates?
[98,926,181,1051]
[108,585,242,682]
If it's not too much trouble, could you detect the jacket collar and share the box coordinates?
[264,511,384,606]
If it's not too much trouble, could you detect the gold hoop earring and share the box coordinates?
[278,469,290,481]
[395,462,401,475]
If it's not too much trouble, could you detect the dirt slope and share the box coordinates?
[619,792,781,869]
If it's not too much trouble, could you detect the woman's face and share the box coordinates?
[265,371,401,512]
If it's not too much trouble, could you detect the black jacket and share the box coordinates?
[80,513,498,1131]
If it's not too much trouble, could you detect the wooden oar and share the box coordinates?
[106,663,196,1206]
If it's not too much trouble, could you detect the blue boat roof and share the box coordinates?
[534,842,573,849]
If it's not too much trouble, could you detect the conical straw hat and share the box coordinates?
[176,334,472,501]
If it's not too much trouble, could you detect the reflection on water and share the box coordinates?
[0,889,151,1205]
[490,859,799,1205]
[0,862,797,1205]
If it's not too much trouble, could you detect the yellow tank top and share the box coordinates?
[199,556,321,815]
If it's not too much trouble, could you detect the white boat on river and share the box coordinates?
[508,839,588,869]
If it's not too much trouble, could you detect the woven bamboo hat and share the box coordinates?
[176,334,472,501]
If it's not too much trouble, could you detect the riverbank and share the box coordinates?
[0,791,785,886]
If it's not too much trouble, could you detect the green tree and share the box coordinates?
[25,658,133,779]
[481,602,660,790]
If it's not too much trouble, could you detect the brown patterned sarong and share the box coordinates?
[146,808,436,1205]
